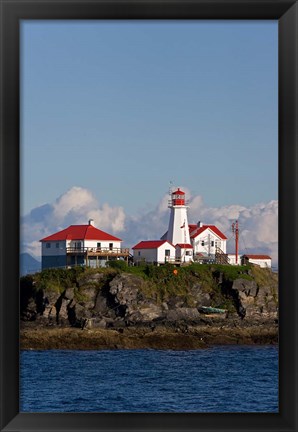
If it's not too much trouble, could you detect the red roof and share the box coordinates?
[132,240,174,250]
[172,188,185,195]
[190,225,227,240]
[40,225,122,242]
[243,254,271,260]
[189,224,198,232]
[176,243,193,249]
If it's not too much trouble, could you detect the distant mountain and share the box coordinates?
[20,253,41,276]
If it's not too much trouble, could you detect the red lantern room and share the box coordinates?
[171,188,185,206]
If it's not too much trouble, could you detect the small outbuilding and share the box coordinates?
[241,254,272,268]
[175,243,193,263]
[132,240,176,265]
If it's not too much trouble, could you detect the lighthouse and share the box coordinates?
[166,187,191,246]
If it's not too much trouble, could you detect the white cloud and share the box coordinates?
[52,186,97,223]
[21,186,278,267]
[188,196,278,266]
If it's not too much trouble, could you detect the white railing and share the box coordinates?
[66,247,130,255]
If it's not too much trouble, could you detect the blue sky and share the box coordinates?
[21,20,278,217]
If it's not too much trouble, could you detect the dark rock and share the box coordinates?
[165,308,200,322]
[230,278,278,320]
[109,273,146,317]
[109,274,140,305]
[63,288,75,300]
[125,303,162,323]
[232,279,258,297]
[67,301,90,327]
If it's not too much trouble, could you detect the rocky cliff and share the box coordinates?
[20,264,278,339]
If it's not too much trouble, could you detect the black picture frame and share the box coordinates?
[0,0,297,431]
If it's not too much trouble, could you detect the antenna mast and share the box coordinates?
[231,220,239,264]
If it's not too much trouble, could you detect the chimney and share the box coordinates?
[88,219,95,226]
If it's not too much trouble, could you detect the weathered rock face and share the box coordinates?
[164,308,201,322]
[109,274,140,307]
[230,278,278,320]
[20,268,278,328]
[128,304,163,323]
[108,274,163,322]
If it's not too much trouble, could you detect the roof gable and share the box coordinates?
[40,225,122,242]
[190,225,227,240]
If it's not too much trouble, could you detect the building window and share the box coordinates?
[138,251,141,256]
[201,241,205,246]
[74,242,82,250]
[211,241,214,247]
[56,243,59,248]
[165,249,170,256]
[109,243,113,250]
[46,243,51,248]
[97,242,101,249]
[186,251,191,256]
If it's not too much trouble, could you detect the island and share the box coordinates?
[20,262,278,350]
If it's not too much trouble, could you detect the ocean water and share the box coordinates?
[20,346,278,413]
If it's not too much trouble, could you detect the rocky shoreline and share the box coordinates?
[20,318,278,350]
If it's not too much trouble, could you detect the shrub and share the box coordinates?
[107,260,128,271]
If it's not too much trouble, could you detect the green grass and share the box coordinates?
[209,264,253,281]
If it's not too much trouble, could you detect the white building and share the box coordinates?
[40,219,129,269]
[189,223,227,260]
[241,254,272,268]
[132,240,176,265]
[175,243,193,263]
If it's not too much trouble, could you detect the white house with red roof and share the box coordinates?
[40,219,129,269]
[241,254,272,268]
[189,223,227,261]
[132,240,176,265]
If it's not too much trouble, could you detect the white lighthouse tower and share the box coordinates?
[166,187,191,246]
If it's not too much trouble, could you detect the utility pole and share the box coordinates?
[231,220,239,264]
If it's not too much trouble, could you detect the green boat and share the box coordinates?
[198,306,227,314]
